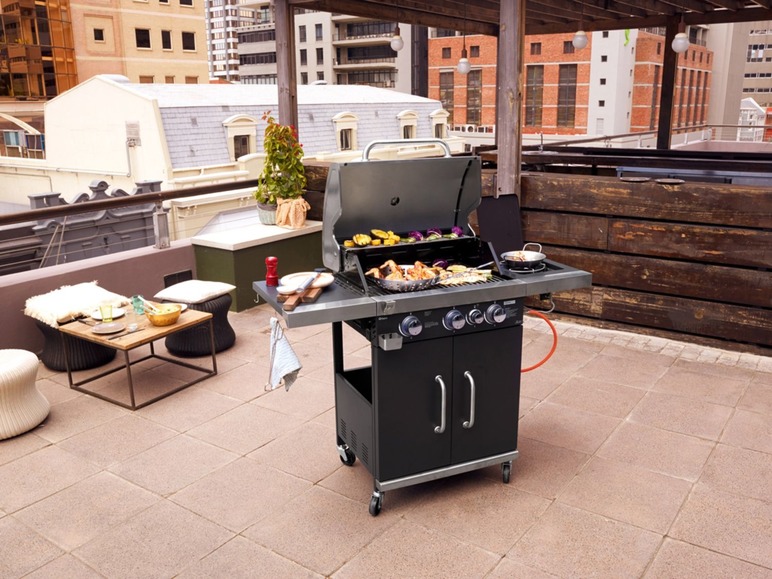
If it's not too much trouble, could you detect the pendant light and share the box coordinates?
[390,24,404,52]
[572,1,588,50]
[671,14,689,53]
[457,5,471,74]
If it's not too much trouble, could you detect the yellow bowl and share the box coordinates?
[145,303,182,326]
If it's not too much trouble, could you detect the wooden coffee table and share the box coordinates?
[58,309,217,410]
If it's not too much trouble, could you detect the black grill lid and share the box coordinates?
[322,154,482,271]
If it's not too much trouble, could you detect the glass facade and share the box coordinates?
[0,0,77,99]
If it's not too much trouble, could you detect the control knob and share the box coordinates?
[485,304,507,324]
[399,315,423,337]
[443,309,466,331]
[467,308,484,325]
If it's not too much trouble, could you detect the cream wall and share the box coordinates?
[43,77,172,191]
[70,0,208,83]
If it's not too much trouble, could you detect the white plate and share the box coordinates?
[279,272,334,290]
[91,307,126,321]
[91,322,126,335]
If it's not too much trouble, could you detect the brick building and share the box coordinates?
[429,28,713,139]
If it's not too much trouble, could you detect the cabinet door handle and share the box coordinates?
[462,370,476,429]
[434,375,446,434]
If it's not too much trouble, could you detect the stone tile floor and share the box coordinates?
[1,304,770,578]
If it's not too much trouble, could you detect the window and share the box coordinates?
[300,49,307,65]
[165,75,174,83]
[397,110,418,140]
[161,30,172,50]
[602,31,609,38]
[557,64,577,127]
[316,47,324,64]
[470,45,480,58]
[340,128,352,150]
[298,25,306,43]
[525,65,543,127]
[600,78,606,85]
[442,47,451,59]
[598,100,605,107]
[656,42,661,55]
[93,28,105,42]
[234,135,250,158]
[180,0,192,4]
[135,28,151,48]
[466,69,482,125]
[315,23,322,41]
[601,55,608,62]
[430,108,450,138]
[333,112,358,151]
[223,114,257,161]
[181,32,195,51]
[185,76,198,84]
[530,42,541,56]
[300,72,308,84]
[139,75,154,83]
[648,65,660,127]
[317,71,324,81]
[159,0,168,4]
[439,71,454,123]
[563,41,575,54]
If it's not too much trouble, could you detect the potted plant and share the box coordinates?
[254,111,309,227]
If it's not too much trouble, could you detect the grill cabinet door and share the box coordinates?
[450,326,522,464]
[373,339,453,481]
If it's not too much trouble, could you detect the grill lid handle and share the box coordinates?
[362,139,452,161]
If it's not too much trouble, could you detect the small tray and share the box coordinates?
[91,322,126,335]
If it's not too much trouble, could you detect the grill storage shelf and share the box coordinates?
[335,315,522,511]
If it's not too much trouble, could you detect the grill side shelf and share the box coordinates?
[252,280,376,328]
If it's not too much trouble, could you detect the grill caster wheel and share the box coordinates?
[502,461,512,484]
[340,447,356,466]
[369,492,383,516]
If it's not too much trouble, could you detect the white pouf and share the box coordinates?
[0,349,50,439]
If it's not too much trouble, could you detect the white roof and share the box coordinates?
[120,81,434,109]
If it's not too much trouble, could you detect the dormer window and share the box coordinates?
[397,110,418,139]
[332,112,358,151]
[222,115,258,161]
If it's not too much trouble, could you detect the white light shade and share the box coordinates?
[572,30,588,50]
[457,57,471,74]
[390,26,404,51]
[671,32,689,54]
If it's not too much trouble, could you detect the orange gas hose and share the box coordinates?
[521,310,558,372]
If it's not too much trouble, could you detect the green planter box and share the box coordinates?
[192,216,323,312]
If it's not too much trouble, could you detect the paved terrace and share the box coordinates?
[1,304,770,578]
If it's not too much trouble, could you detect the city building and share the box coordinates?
[0,0,78,99]
[205,0,259,82]
[429,27,713,141]
[0,74,455,204]
[69,0,209,84]
[238,6,414,92]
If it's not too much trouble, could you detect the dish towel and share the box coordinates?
[266,317,302,391]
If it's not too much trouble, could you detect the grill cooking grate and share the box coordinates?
[335,271,506,296]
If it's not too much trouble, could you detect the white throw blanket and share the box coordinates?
[24,282,130,327]
[266,317,302,391]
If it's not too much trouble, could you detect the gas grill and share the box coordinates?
[253,141,591,515]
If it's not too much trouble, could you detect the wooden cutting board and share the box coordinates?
[278,287,323,311]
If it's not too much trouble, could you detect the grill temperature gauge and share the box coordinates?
[443,309,466,331]
[485,304,506,324]
[399,315,423,337]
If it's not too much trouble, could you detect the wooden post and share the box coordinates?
[274,0,298,130]
[495,0,525,198]
[657,16,682,150]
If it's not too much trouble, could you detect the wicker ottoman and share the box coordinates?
[35,319,117,372]
[164,293,236,357]
[0,349,50,439]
